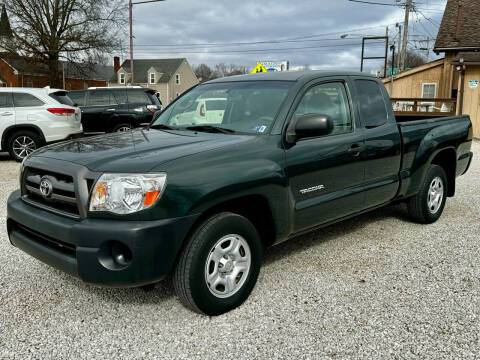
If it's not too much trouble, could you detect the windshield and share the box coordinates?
[152,81,293,134]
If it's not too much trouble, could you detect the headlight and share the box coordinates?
[89,173,167,214]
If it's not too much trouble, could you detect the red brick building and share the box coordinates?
[0,54,114,90]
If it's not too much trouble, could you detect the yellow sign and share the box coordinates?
[251,62,267,74]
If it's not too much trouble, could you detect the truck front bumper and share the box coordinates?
[7,190,199,287]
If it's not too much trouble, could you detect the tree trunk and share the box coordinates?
[48,55,61,88]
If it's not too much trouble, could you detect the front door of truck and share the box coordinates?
[285,79,365,233]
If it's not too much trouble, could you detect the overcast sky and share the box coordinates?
[124,0,447,72]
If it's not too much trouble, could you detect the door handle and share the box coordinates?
[348,143,365,156]
[106,108,116,112]
[1,111,13,116]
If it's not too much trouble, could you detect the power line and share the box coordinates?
[415,8,441,27]
[128,37,385,48]
[127,42,388,55]
[349,0,405,6]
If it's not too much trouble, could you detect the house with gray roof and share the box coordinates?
[111,57,198,106]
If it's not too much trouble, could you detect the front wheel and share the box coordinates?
[407,165,448,224]
[7,130,42,162]
[173,212,263,315]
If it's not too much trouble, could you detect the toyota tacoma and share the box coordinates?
[7,71,473,315]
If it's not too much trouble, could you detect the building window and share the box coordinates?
[119,73,125,84]
[176,92,180,98]
[150,73,155,84]
[422,83,437,99]
[175,74,180,85]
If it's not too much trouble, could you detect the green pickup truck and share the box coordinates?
[7,71,473,315]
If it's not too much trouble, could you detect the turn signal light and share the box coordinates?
[144,190,161,206]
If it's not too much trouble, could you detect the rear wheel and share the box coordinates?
[7,130,42,162]
[173,212,262,316]
[407,165,448,224]
[112,123,132,132]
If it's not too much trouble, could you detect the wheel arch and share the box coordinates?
[184,194,277,252]
[430,147,456,197]
[108,115,135,132]
[1,125,46,151]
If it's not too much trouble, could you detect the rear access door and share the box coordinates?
[82,90,118,134]
[285,77,366,233]
[350,77,401,208]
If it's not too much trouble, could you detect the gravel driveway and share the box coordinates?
[1,143,479,359]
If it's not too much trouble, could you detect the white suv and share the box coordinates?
[0,87,83,161]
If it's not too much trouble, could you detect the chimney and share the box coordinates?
[114,56,120,73]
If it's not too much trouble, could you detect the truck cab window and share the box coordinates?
[295,82,352,135]
[355,80,388,128]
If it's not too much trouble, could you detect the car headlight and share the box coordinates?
[89,173,167,214]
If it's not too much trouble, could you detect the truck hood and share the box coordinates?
[32,129,253,172]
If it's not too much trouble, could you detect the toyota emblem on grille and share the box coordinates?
[39,177,53,198]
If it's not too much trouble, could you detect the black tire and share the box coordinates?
[112,123,132,132]
[407,165,448,224]
[7,130,42,162]
[173,212,263,316]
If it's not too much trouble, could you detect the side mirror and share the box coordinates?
[286,114,334,143]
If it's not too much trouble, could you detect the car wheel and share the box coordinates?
[113,123,132,132]
[173,212,263,316]
[407,165,448,224]
[7,131,42,162]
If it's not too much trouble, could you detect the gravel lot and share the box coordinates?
[1,143,479,359]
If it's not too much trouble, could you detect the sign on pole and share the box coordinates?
[261,61,289,72]
[251,62,268,74]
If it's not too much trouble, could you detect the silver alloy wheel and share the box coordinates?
[205,234,251,299]
[12,136,36,159]
[116,126,131,132]
[427,176,444,214]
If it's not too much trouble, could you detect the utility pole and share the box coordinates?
[390,44,395,96]
[129,0,134,85]
[396,23,402,70]
[399,0,412,71]
[426,37,430,62]
[385,26,389,78]
[129,0,166,85]
[419,38,431,62]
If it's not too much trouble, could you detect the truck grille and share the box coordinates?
[23,167,80,218]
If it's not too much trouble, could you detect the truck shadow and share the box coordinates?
[74,203,411,305]
[264,203,411,265]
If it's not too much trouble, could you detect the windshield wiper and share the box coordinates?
[149,124,178,130]
[185,125,236,134]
